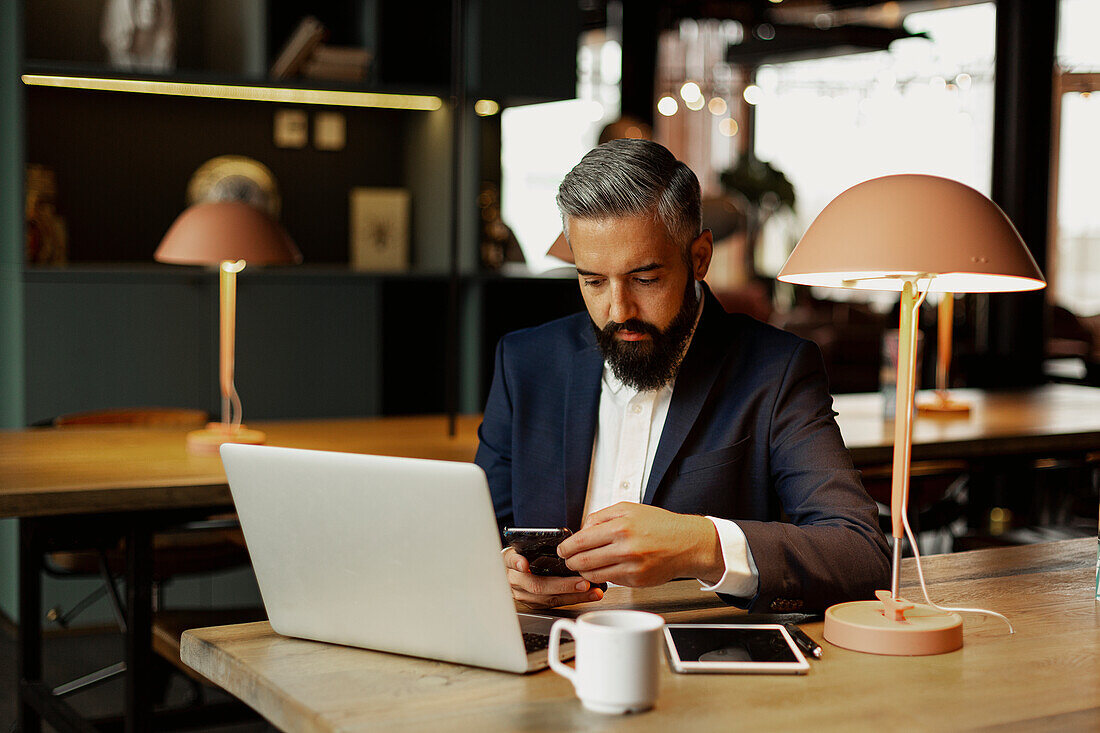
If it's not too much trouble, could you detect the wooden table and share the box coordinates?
[832,384,1100,466]
[181,538,1100,732]
[5,385,1100,731]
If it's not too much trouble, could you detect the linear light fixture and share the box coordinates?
[21,74,443,111]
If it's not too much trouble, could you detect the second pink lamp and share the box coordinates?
[155,201,301,454]
[778,174,1044,655]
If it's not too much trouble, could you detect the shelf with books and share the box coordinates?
[11,0,584,430]
[22,3,453,100]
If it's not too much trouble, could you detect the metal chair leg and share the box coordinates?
[44,583,109,629]
[52,662,127,698]
[97,549,127,633]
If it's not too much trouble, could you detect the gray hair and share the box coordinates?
[556,139,702,251]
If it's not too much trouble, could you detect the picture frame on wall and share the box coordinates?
[350,187,410,272]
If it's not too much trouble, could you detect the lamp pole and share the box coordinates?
[219,259,246,430]
[889,278,924,596]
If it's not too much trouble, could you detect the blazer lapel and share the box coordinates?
[563,340,603,530]
[642,287,733,505]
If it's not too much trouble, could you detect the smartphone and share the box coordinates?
[502,527,577,577]
[664,624,810,674]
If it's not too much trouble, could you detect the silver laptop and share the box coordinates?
[219,443,574,673]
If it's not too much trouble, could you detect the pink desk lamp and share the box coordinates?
[155,201,301,454]
[778,174,1044,655]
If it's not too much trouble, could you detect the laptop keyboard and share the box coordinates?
[523,632,551,653]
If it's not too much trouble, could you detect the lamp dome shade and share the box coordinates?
[154,201,301,266]
[777,174,1045,293]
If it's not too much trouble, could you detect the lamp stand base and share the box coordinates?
[186,423,266,455]
[824,597,963,656]
[917,392,970,416]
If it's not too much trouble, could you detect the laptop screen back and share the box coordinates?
[220,444,528,672]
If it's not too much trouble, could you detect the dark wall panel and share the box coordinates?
[23,270,213,425]
[475,0,580,102]
[23,269,384,424]
[235,273,382,418]
[379,278,449,415]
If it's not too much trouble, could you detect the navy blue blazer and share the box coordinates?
[475,287,891,613]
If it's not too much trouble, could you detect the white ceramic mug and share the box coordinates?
[548,610,665,714]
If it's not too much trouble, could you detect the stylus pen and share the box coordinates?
[784,623,823,659]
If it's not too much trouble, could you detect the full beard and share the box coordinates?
[590,279,699,391]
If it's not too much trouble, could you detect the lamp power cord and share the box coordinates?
[898,282,1014,634]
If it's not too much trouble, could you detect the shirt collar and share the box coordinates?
[601,281,705,397]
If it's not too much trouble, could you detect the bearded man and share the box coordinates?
[475,139,890,613]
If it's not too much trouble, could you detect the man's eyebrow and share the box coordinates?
[575,262,663,277]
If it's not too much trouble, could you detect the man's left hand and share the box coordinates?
[556,503,724,587]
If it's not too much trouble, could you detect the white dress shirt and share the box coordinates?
[582,292,760,599]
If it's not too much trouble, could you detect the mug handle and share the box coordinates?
[548,618,577,685]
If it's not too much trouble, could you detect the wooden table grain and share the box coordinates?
[181,538,1100,732]
[0,415,484,518]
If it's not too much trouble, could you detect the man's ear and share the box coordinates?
[690,229,713,280]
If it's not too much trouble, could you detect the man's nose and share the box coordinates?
[608,283,637,324]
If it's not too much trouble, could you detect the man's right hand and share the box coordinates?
[503,547,604,609]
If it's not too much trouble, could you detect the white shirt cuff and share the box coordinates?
[698,516,759,599]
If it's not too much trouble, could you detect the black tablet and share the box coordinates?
[664,624,810,674]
